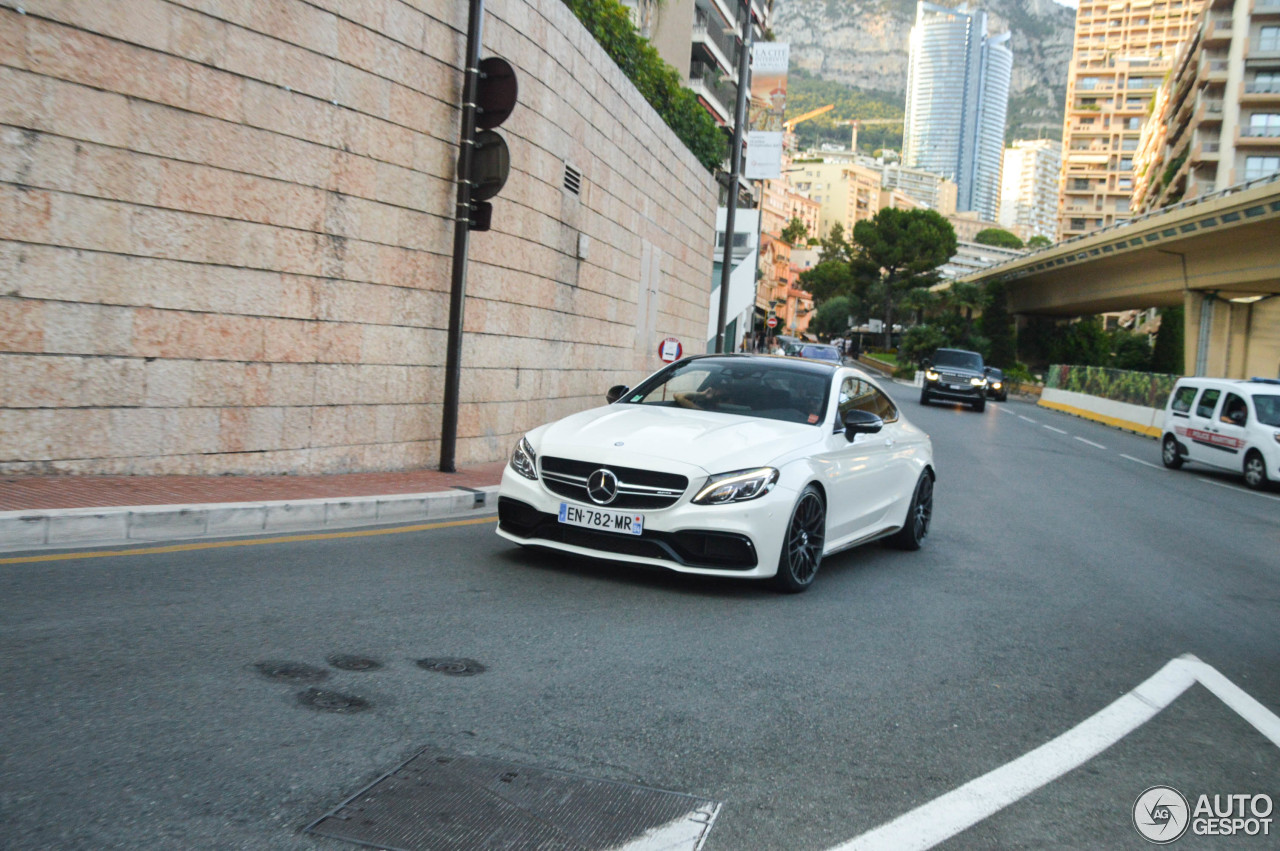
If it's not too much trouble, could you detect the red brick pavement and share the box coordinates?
[0,463,509,512]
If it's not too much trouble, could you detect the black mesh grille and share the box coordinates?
[540,457,687,509]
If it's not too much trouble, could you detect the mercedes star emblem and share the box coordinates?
[587,469,619,505]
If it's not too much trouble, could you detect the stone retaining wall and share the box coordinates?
[0,0,716,474]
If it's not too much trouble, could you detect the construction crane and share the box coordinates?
[837,118,905,152]
[782,104,834,133]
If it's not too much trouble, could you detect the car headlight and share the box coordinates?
[991,381,1002,390]
[970,377,987,386]
[925,370,940,382]
[692,467,779,505]
[509,436,538,480]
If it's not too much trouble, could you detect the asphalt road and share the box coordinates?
[1,394,1277,850]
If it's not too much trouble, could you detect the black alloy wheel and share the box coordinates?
[1161,435,1184,469]
[1243,450,1268,490]
[773,485,826,593]
[888,471,933,551]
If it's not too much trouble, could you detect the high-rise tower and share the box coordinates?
[903,2,1012,221]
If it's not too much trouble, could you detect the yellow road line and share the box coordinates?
[0,515,499,565]
[1036,399,1163,438]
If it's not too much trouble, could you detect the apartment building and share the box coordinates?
[1133,0,1280,213]
[999,139,1062,241]
[622,0,773,129]
[881,163,960,216]
[1059,0,1206,239]
[789,160,928,241]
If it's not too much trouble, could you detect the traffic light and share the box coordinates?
[463,57,517,231]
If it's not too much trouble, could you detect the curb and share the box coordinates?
[0,487,500,554]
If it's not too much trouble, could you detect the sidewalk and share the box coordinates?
[0,462,508,553]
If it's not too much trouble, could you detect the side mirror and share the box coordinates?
[842,409,884,441]
[920,358,931,369]
[606,384,629,404]
[983,366,993,376]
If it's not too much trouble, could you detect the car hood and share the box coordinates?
[531,404,820,476]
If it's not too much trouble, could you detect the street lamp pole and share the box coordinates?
[715,0,753,353]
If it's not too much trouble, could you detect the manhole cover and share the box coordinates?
[306,748,720,850]
[417,657,486,676]
[328,654,383,672]
[297,687,371,713]
[254,660,329,683]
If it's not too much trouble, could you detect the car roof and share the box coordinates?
[679,352,839,376]
[1177,376,1280,389]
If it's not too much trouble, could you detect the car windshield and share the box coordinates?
[799,345,841,362]
[933,349,983,370]
[1253,394,1280,426]
[621,357,833,425]
[988,368,1004,380]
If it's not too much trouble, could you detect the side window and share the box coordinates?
[1195,388,1221,419]
[838,378,899,424]
[1220,393,1248,426]
[1170,385,1197,414]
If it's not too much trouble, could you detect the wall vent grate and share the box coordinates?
[564,163,582,195]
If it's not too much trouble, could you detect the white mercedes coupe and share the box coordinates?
[495,354,935,592]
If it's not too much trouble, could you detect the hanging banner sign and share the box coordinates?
[744,42,789,180]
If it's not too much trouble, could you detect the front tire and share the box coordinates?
[1162,435,1184,470]
[1243,450,1268,490]
[919,389,931,405]
[888,471,933,551]
[772,486,826,593]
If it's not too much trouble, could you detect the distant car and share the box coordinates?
[785,342,842,364]
[1160,376,1280,490]
[984,367,1008,402]
[920,348,988,412]
[496,354,936,592]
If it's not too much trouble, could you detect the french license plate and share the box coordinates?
[558,503,644,536]
[947,383,965,390]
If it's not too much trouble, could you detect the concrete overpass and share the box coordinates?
[961,173,1280,378]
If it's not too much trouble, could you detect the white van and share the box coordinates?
[1160,377,1280,490]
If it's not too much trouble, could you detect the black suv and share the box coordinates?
[920,348,989,412]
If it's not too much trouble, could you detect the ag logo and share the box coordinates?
[1134,786,1190,844]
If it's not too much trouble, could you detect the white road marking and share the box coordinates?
[1042,425,1068,435]
[1198,478,1280,502]
[1018,415,1038,424]
[1121,454,1164,470]
[827,655,1280,851]
[996,406,1017,416]
[1074,436,1106,449]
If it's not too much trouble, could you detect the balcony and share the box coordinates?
[692,15,739,76]
[1196,97,1225,124]
[1203,17,1232,46]
[1241,79,1280,104]
[1191,139,1221,163]
[1239,126,1280,144]
[689,63,738,125]
[1201,58,1230,83]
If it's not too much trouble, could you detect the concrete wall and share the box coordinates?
[0,0,717,475]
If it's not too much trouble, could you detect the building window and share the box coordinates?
[1261,27,1280,52]
[1249,113,1280,136]
[1078,77,1100,90]
[1071,218,1087,230]
[1244,157,1280,180]
[1120,157,1133,171]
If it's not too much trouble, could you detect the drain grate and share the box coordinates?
[254,660,329,683]
[306,748,720,851]
[328,654,383,672]
[416,657,486,676]
[297,687,371,713]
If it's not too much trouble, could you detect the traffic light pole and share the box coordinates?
[440,0,485,473]
[714,0,753,353]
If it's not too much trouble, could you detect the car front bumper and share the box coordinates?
[495,464,792,579]
[925,380,985,402]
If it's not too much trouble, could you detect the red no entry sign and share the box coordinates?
[766,316,778,328]
[658,337,682,363]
